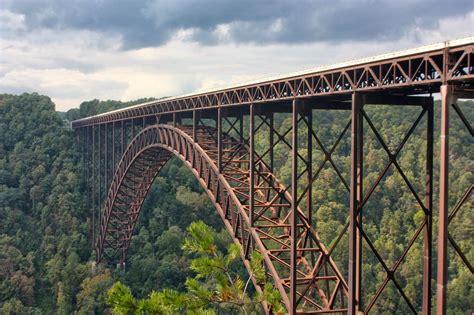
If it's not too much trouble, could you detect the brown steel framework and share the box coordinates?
[73,40,474,314]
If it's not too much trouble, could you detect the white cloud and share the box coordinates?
[270,18,284,33]
[0,9,26,32]
[405,10,474,42]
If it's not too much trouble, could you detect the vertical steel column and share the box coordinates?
[104,123,108,200]
[249,104,255,226]
[97,125,102,231]
[269,112,274,172]
[290,99,299,314]
[239,113,244,143]
[173,112,177,127]
[121,120,124,155]
[79,128,85,213]
[356,96,363,308]
[349,93,363,314]
[87,126,91,197]
[92,125,96,248]
[217,107,223,172]
[112,122,115,177]
[423,97,434,315]
[437,85,455,314]
[82,128,86,191]
[306,107,313,225]
[98,124,102,225]
[305,106,317,271]
[192,110,198,141]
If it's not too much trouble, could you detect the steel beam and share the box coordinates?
[268,112,274,172]
[105,123,108,202]
[306,107,313,226]
[92,125,96,249]
[249,104,255,226]
[423,97,434,315]
[71,40,474,129]
[436,85,456,314]
[99,124,102,211]
[239,113,244,143]
[193,110,198,141]
[349,93,363,314]
[98,124,102,231]
[290,98,299,314]
[87,126,92,246]
[121,120,124,156]
[112,122,115,179]
[363,94,429,106]
[217,107,222,172]
[355,96,363,309]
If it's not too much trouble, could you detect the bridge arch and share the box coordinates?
[97,123,348,312]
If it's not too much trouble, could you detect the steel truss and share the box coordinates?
[349,95,434,313]
[437,86,473,314]
[77,91,473,314]
[74,40,474,314]
[72,41,473,128]
[96,118,352,313]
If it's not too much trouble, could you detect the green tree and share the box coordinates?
[76,268,114,314]
[107,221,284,314]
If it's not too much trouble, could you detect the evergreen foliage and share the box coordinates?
[107,221,283,314]
[0,93,471,313]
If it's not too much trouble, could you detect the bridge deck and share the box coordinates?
[72,37,474,128]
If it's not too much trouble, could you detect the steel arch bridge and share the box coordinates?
[73,38,474,314]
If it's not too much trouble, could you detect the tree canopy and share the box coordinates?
[0,93,471,313]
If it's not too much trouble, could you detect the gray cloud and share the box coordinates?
[0,0,472,111]
[2,0,472,49]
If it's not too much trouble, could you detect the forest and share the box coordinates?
[0,93,471,314]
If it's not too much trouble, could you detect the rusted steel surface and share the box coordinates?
[72,40,474,128]
[436,86,473,314]
[96,123,349,313]
[350,95,435,314]
[74,39,474,314]
[348,94,362,314]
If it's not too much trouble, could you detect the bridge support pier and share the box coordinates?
[217,108,222,171]
[290,98,300,314]
[437,85,473,314]
[424,96,434,315]
[349,93,363,314]
[348,94,435,314]
[249,104,255,226]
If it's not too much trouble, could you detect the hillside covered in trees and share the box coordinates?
[0,93,471,313]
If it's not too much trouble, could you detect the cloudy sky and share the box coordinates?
[0,0,473,111]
